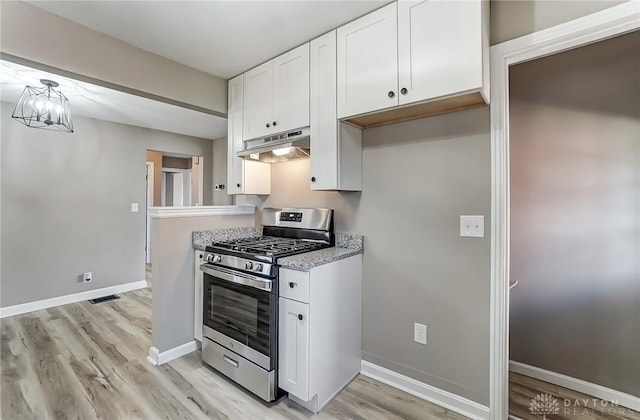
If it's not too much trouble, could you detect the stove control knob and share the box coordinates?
[245,261,253,270]
[254,263,263,272]
[205,254,214,263]
[214,255,223,263]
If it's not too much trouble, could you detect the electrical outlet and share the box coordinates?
[414,322,427,345]
[83,272,92,283]
[131,203,139,213]
[460,215,484,237]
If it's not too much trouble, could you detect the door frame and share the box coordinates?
[489,4,639,418]
[146,161,154,264]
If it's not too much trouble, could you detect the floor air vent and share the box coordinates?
[89,294,120,304]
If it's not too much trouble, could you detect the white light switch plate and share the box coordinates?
[131,203,139,213]
[460,215,484,237]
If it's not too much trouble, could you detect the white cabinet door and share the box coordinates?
[273,43,310,132]
[278,297,309,400]
[194,251,204,341]
[398,0,483,105]
[243,61,274,141]
[310,31,363,192]
[227,75,244,195]
[337,2,398,118]
[310,31,338,190]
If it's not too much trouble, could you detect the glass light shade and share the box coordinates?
[11,79,74,133]
[272,147,292,156]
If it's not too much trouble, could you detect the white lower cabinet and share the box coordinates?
[278,298,310,400]
[194,250,204,342]
[278,254,362,413]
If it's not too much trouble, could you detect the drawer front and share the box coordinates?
[279,269,310,303]
[202,338,276,401]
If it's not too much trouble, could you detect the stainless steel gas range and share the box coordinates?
[199,207,334,401]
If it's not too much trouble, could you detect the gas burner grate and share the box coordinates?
[211,236,327,258]
[89,294,120,304]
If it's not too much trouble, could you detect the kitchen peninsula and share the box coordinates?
[147,205,255,365]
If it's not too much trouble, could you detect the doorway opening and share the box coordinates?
[507,30,640,420]
[489,4,640,419]
[144,150,204,264]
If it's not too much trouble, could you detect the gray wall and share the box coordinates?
[0,1,227,114]
[241,107,492,404]
[162,156,192,170]
[509,31,640,396]
[151,213,254,352]
[490,0,628,44]
[0,102,214,307]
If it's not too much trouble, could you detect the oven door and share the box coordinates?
[201,264,276,371]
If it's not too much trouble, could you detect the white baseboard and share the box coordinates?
[510,361,640,412]
[147,347,160,366]
[361,361,490,420]
[0,280,148,319]
[147,340,199,366]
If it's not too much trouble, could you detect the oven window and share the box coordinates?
[203,273,274,358]
[210,287,258,338]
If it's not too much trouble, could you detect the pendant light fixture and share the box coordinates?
[11,79,74,133]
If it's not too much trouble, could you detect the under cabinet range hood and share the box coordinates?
[236,127,310,164]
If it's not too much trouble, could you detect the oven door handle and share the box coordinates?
[200,264,272,292]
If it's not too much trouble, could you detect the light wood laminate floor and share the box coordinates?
[509,372,640,420]
[1,282,467,419]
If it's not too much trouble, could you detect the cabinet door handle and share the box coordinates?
[273,121,277,127]
[289,282,296,288]
[266,123,271,128]
[388,90,395,98]
[298,314,303,321]
[236,183,241,188]
[400,87,408,95]
[311,177,316,182]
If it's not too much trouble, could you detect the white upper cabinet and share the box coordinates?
[243,61,274,141]
[337,0,489,126]
[243,44,310,141]
[397,0,483,105]
[227,75,245,195]
[272,44,310,133]
[337,3,398,119]
[310,30,362,191]
[227,75,271,195]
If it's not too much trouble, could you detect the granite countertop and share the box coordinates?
[193,229,363,270]
[278,233,364,271]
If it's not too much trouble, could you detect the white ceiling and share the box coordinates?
[4,1,387,138]
[27,0,388,79]
[0,60,227,139]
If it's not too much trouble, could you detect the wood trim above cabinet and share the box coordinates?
[344,92,486,129]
